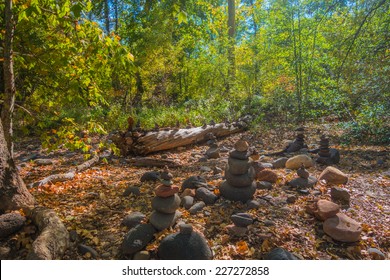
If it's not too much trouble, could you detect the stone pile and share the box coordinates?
[205,133,220,159]
[220,140,256,202]
[158,224,213,260]
[316,135,340,165]
[288,163,317,189]
[149,166,181,231]
[286,127,307,153]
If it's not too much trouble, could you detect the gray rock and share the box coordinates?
[195,187,218,205]
[158,228,212,260]
[200,166,212,172]
[298,189,310,195]
[260,163,273,169]
[151,194,181,214]
[272,157,288,169]
[246,200,260,209]
[229,150,248,160]
[257,181,273,190]
[226,224,247,236]
[220,181,256,202]
[182,176,207,190]
[123,186,141,197]
[133,251,150,260]
[121,212,146,229]
[330,148,340,164]
[198,157,208,162]
[78,244,99,258]
[263,220,275,227]
[121,223,156,255]
[179,224,193,234]
[34,158,53,166]
[206,147,220,159]
[286,195,297,204]
[231,213,253,227]
[181,196,194,209]
[189,202,206,214]
[213,166,223,175]
[288,176,317,188]
[0,213,26,238]
[225,166,255,187]
[265,248,297,260]
[140,171,160,182]
[228,157,251,175]
[331,187,350,205]
[150,210,181,231]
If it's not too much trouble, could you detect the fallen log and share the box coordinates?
[111,119,251,156]
[27,207,69,260]
[125,157,180,168]
[29,154,100,188]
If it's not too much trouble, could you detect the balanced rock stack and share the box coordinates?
[158,224,213,260]
[316,135,340,165]
[286,127,307,153]
[149,166,181,231]
[220,140,256,202]
[288,163,317,189]
[205,133,220,159]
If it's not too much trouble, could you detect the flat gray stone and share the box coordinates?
[182,176,207,189]
[231,213,253,227]
[121,212,146,229]
[140,171,160,182]
[123,186,141,197]
[189,202,206,214]
[225,166,255,187]
[257,181,273,190]
[195,187,218,205]
[288,176,317,188]
[229,150,249,160]
[272,157,288,169]
[151,194,181,214]
[150,210,181,231]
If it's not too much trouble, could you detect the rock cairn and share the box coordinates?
[158,224,213,260]
[316,135,340,165]
[220,140,256,202]
[286,127,307,153]
[205,133,220,159]
[149,166,181,231]
[288,163,317,189]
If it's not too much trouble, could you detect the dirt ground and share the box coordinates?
[3,123,389,260]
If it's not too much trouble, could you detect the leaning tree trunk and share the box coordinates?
[0,119,35,212]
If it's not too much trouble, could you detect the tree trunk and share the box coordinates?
[0,119,35,212]
[111,120,250,156]
[2,0,16,156]
[227,0,236,93]
[104,0,110,34]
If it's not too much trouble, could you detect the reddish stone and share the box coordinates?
[256,169,278,183]
[315,200,340,221]
[180,188,196,198]
[155,185,180,198]
[323,213,362,242]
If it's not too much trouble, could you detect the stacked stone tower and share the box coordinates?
[149,166,181,231]
[220,140,256,202]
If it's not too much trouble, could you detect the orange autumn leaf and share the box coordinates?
[236,240,249,254]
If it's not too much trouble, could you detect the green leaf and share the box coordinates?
[177,11,188,24]
[71,4,83,18]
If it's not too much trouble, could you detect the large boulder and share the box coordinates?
[121,223,156,255]
[158,224,212,260]
[0,213,26,238]
[323,213,362,242]
[285,155,314,169]
[318,166,348,185]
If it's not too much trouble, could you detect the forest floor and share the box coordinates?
[5,122,390,260]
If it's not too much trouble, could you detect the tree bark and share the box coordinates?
[2,0,16,156]
[104,0,110,34]
[227,0,236,93]
[0,119,35,212]
[111,120,250,156]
